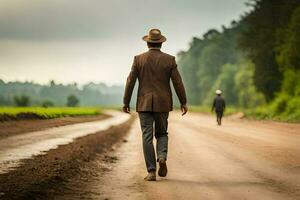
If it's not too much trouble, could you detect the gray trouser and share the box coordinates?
[138,112,169,172]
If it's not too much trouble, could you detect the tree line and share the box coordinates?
[177,0,300,120]
[0,80,124,107]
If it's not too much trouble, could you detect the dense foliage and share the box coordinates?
[14,95,30,107]
[178,0,300,121]
[67,95,80,107]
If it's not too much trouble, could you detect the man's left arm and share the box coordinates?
[123,56,138,113]
[170,57,188,115]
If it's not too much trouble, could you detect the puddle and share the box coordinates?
[0,110,130,174]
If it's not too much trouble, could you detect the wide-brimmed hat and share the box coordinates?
[216,90,222,94]
[143,29,167,43]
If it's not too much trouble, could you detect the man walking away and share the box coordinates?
[123,29,188,181]
[211,90,226,125]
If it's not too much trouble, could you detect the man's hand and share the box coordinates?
[181,104,188,116]
[123,105,130,113]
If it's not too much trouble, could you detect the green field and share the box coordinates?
[0,107,102,120]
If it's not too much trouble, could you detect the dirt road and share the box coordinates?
[81,112,300,200]
[1,111,299,199]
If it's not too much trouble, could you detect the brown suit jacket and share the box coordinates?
[123,49,187,112]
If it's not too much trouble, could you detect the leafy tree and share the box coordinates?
[14,95,30,107]
[176,0,299,120]
[178,25,243,105]
[204,63,239,106]
[238,0,300,101]
[203,29,220,39]
[66,95,79,107]
[177,36,212,104]
[50,80,56,87]
[268,6,300,118]
[41,100,54,108]
[277,6,300,72]
[234,62,265,108]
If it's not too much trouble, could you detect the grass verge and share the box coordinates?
[0,107,102,121]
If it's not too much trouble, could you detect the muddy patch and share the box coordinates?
[0,114,110,139]
[0,115,135,200]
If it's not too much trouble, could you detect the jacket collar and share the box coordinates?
[148,47,161,51]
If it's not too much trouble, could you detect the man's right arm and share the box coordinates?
[123,56,138,113]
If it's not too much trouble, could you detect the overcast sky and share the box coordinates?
[0,0,249,85]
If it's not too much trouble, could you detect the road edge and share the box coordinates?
[0,114,135,200]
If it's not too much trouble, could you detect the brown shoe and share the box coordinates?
[158,158,168,177]
[144,171,156,181]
